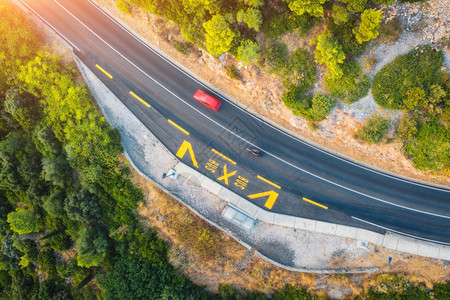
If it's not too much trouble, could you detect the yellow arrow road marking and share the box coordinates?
[303,197,328,210]
[211,149,236,165]
[95,64,113,79]
[257,175,281,189]
[248,191,279,209]
[129,91,150,107]
[168,119,189,135]
[176,140,198,168]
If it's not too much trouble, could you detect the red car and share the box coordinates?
[193,89,222,111]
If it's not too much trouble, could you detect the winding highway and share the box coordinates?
[20,0,450,244]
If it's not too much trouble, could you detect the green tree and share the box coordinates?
[203,15,235,57]
[353,9,383,44]
[34,126,62,159]
[332,5,349,25]
[38,278,72,300]
[0,235,21,270]
[50,231,73,251]
[357,116,390,144]
[236,39,260,64]
[341,0,367,13]
[41,156,70,187]
[313,31,345,78]
[103,251,206,299]
[64,190,101,224]
[4,88,39,131]
[38,249,57,277]
[7,207,43,235]
[75,227,108,267]
[42,190,66,218]
[286,0,329,18]
[237,8,263,31]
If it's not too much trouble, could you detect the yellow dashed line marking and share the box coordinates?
[211,149,236,165]
[302,197,328,210]
[168,119,189,135]
[257,175,281,189]
[95,64,113,79]
[129,91,150,108]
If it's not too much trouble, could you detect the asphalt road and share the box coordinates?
[21,0,450,244]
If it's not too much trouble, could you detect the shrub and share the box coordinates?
[115,0,132,15]
[372,45,443,110]
[357,116,390,144]
[259,41,289,74]
[325,61,370,104]
[280,49,316,90]
[225,64,242,80]
[172,40,191,55]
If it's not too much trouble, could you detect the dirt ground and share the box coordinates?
[93,0,449,187]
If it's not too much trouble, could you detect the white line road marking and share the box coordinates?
[51,0,450,219]
[86,0,449,194]
[351,216,450,246]
[19,1,80,52]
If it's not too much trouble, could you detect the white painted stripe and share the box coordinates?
[52,0,450,219]
[19,1,80,52]
[351,216,450,246]
[85,0,450,194]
